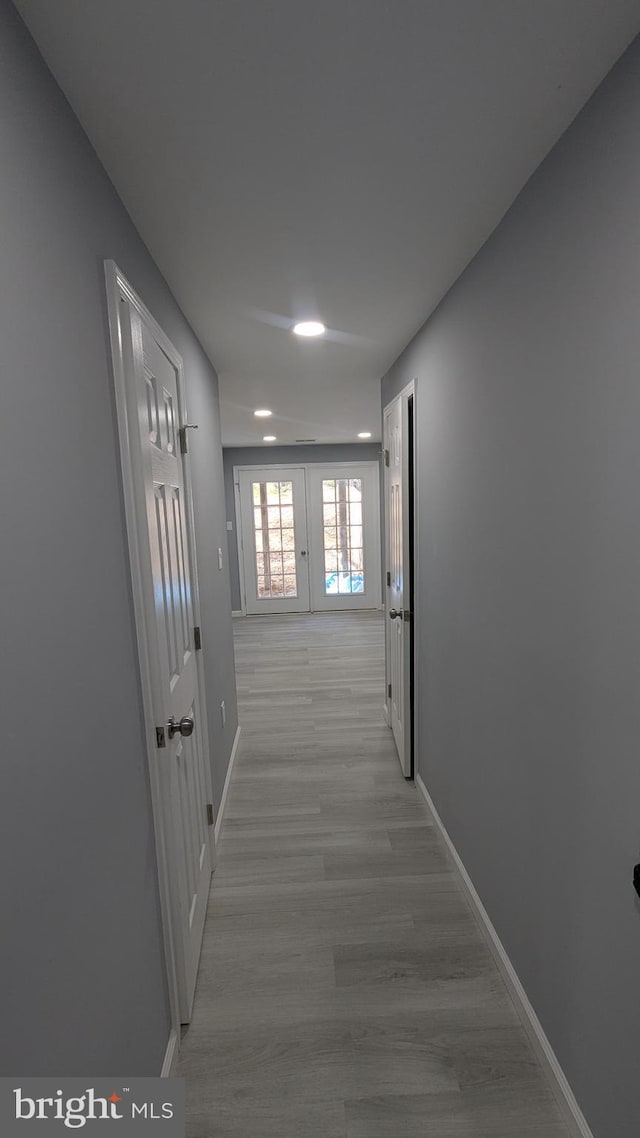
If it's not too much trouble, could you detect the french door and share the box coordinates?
[236,462,381,614]
[238,467,311,614]
[306,464,380,612]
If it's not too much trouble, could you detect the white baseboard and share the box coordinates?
[214,724,241,843]
[415,773,593,1138]
[160,1028,178,1077]
[231,610,243,618]
[382,702,390,726]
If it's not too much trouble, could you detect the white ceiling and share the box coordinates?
[15,0,640,445]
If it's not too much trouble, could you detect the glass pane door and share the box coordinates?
[307,463,381,611]
[238,466,310,614]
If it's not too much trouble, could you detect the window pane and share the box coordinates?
[283,575,297,597]
[325,550,338,574]
[279,482,293,504]
[282,551,297,575]
[349,501,362,526]
[266,482,280,504]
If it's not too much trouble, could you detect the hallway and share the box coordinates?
[176,611,569,1137]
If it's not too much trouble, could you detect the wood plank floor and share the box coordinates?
[177,610,569,1138]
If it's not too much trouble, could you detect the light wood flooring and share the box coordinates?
[177,610,569,1137]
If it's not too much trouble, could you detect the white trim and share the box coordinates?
[414,774,593,1138]
[234,461,378,471]
[160,1030,178,1078]
[231,610,243,618]
[381,702,390,726]
[214,724,242,843]
[233,477,247,615]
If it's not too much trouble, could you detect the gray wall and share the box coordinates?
[0,1,237,1076]
[223,443,382,611]
[382,36,640,1138]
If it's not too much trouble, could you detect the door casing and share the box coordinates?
[104,260,215,1061]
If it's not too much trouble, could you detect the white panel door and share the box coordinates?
[238,467,310,614]
[136,317,213,1021]
[306,463,381,611]
[385,395,412,775]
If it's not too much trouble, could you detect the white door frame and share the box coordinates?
[383,380,417,776]
[104,260,215,1058]
[234,461,382,615]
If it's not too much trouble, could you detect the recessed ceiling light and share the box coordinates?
[263,435,276,442]
[358,431,372,439]
[254,408,272,418]
[292,321,326,338]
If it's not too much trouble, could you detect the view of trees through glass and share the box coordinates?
[252,481,298,598]
[251,477,366,599]
[322,478,365,594]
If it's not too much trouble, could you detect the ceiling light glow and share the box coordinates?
[263,435,277,442]
[292,321,326,338]
[254,408,272,418]
[358,431,372,439]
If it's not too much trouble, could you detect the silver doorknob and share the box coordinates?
[167,715,194,739]
[389,608,402,620]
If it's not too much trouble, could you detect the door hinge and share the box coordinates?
[178,423,199,454]
[384,448,390,467]
[206,803,214,827]
[386,570,391,587]
[194,625,202,650]
[387,682,392,698]
[156,725,166,749]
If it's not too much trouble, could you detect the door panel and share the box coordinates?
[306,464,381,611]
[385,394,412,776]
[239,467,310,614]
[138,319,212,1020]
